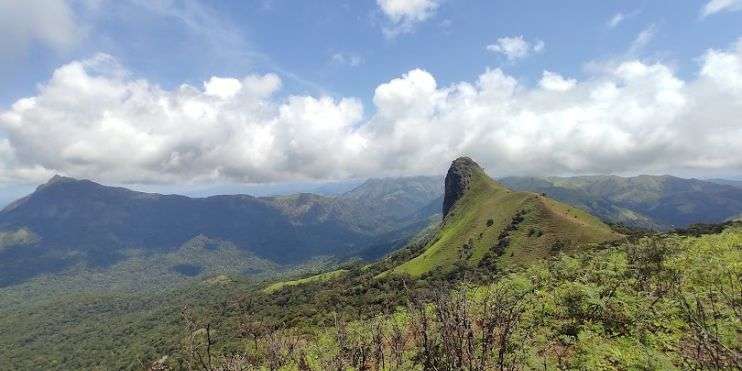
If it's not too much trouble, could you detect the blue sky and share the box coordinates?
[0,0,741,202]
[3,1,741,106]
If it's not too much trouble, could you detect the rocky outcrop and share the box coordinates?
[442,157,482,217]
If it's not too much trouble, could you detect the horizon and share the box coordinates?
[2,166,741,210]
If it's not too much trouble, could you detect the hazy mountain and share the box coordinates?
[500,175,742,229]
[706,178,742,189]
[0,175,441,287]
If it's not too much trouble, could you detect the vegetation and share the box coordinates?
[161,223,742,370]
[0,227,37,251]
[0,175,442,286]
[0,161,739,370]
[2,223,737,369]
[500,175,742,230]
[263,269,349,293]
[391,162,619,277]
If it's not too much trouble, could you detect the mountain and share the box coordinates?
[0,175,441,287]
[333,175,443,233]
[3,169,737,288]
[500,175,742,229]
[706,178,742,189]
[387,158,620,277]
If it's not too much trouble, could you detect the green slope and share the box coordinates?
[390,159,620,277]
[263,269,348,293]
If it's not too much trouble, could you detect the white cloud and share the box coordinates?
[486,36,545,61]
[331,52,363,67]
[539,71,576,91]
[628,25,656,54]
[607,13,625,28]
[204,77,242,99]
[2,40,742,184]
[606,9,642,29]
[700,39,742,93]
[377,0,440,37]
[0,54,365,183]
[701,0,742,17]
[0,0,81,60]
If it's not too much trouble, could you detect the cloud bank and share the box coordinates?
[2,40,742,184]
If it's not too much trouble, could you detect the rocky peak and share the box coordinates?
[442,157,483,217]
[38,174,78,189]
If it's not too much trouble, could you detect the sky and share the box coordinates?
[1,0,741,203]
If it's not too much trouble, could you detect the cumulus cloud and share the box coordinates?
[0,0,81,60]
[2,40,742,185]
[486,36,545,61]
[701,0,742,17]
[0,53,365,183]
[539,71,576,91]
[377,0,440,37]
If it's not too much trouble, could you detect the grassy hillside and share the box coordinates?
[501,175,742,229]
[263,269,348,293]
[1,218,738,369]
[192,224,742,370]
[390,162,619,277]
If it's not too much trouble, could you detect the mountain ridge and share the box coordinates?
[0,175,442,287]
[388,157,620,277]
[500,174,742,229]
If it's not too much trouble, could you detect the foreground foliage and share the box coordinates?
[162,225,741,370]
[1,224,739,369]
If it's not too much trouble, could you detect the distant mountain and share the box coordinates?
[500,175,742,229]
[706,178,742,189]
[334,176,443,232]
[3,170,738,287]
[310,179,366,196]
[387,158,620,277]
[0,175,441,287]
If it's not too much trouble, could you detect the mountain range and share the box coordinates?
[1,168,741,288]
[0,158,740,370]
[0,175,441,287]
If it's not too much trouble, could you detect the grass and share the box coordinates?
[390,168,620,277]
[263,269,349,293]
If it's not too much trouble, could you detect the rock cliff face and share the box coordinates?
[442,157,482,217]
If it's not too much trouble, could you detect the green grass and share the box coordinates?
[263,269,349,293]
[390,168,619,277]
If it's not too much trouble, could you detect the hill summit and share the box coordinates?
[442,157,482,217]
[389,157,621,277]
